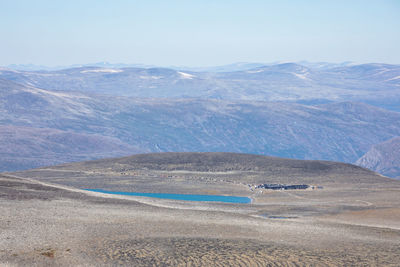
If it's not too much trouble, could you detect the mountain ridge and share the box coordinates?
[1,62,399,111]
[1,79,400,171]
[3,61,364,72]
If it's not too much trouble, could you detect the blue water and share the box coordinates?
[85,189,251,204]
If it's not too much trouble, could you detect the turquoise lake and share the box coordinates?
[85,189,251,204]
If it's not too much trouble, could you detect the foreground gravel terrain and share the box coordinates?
[2,153,400,266]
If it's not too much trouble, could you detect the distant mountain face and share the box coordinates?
[1,78,400,171]
[356,137,400,179]
[1,62,399,111]
[3,61,353,72]
[4,62,158,71]
[0,125,144,171]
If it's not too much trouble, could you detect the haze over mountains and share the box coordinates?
[1,62,399,178]
[4,61,354,72]
[2,62,400,111]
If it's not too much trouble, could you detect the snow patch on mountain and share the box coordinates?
[81,69,123,74]
[246,69,265,73]
[178,71,195,79]
[25,87,89,99]
[292,72,310,80]
[386,75,400,81]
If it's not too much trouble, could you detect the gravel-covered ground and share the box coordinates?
[2,153,400,266]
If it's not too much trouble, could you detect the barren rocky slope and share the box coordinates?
[0,125,143,171]
[1,78,400,171]
[356,137,400,179]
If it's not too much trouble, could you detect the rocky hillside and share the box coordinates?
[0,125,143,171]
[356,137,400,179]
[1,78,400,171]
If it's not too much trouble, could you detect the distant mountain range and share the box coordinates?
[0,62,399,177]
[1,62,399,112]
[3,61,356,72]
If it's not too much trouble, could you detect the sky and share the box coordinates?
[1,0,399,67]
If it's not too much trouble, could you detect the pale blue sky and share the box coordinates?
[1,0,399,66]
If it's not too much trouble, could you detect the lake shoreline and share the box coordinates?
[84,188,252,204]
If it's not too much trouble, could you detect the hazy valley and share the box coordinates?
[1,63,400,178]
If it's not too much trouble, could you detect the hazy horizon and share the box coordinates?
[3,60,399,72]
[1,0,399,66]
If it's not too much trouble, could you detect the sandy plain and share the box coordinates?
[1,152,400,266]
